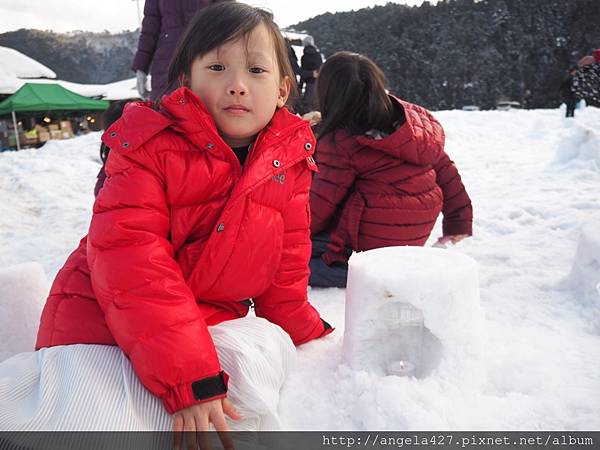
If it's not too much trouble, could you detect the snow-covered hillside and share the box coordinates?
[0,106,599,430]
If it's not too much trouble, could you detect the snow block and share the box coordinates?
[342,247,485,382]
[0,262,48,362]
[568,224,600,300]
[553,123,600,170]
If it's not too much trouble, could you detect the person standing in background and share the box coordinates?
[560,67,578,118]
[299,35,323,114]
[132,0,229,100]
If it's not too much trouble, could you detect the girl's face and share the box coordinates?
[188,23,291,148]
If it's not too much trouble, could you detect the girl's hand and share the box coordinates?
[173,398,242,450]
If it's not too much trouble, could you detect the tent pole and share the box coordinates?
[11,110,21,151]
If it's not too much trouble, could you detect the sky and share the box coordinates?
[0,0,435,34]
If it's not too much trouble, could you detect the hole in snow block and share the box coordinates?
[0,262,48,362]
[342,246,484,381]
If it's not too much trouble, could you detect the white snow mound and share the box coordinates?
[0,262,48,362]
[343,246,485,384]
[553,122,600,170]
[567,224,600,332]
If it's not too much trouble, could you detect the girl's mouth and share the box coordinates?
[225,104,250,113]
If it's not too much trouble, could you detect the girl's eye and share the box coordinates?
[249,67,266,74]
[209,64,225,71]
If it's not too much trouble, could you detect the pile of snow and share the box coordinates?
[568,224,600,301]
[0,133,100,276]
[566,224,600,332]
[0,262,48,361]
[553,120,600,170]
[0,106,599,430]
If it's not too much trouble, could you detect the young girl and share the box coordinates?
[309,52,473,288]
[1,2,332,442]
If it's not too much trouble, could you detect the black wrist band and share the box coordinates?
[191,371,228,400]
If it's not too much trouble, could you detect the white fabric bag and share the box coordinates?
[0,317,296,432]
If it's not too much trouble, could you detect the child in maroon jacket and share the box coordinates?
[309,52,473,288]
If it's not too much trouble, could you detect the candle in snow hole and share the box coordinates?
[387,360,416,377]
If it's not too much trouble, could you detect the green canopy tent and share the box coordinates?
[0,82,109,150]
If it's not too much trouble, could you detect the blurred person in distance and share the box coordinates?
[559,66,578,118]
[298,35,323,114]
[572,48,600,105]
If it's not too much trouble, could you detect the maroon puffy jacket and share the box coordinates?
[36,87,330,414]
[131,0,227,99]
[310,97,472,264]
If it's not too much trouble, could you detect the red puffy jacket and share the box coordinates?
[310,97,472,264]
[36,87,330,414]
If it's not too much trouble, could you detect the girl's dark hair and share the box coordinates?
[165,2,297,107]
[316,51,395,139]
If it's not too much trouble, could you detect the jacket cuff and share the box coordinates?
[442,219,472,237]
[131,53,151,74]
[321,251,350,266]
[162,371,229,414]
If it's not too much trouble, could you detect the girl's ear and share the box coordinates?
[277,76,291,108]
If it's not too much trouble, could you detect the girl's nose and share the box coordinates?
[228,77,247,96]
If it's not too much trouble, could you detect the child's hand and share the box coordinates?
[433,234,469,248]
[446,234,469,244]
[173,397,242,450]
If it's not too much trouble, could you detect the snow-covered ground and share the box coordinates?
[0,106,599,430]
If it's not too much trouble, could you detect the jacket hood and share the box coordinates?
[102,87,313,159]
[303,45,319,55]
[101,100,172,153]
[302,35,315,47]
[354,96,445,166]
